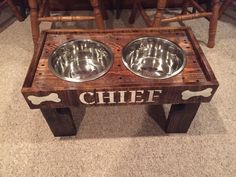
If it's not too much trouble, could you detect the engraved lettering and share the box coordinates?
[129,90,144,103]
[79,92,95,104]
[78,89,163,105]
[118,91,126,103]
[147,90,162,102]
[97,91,116,104]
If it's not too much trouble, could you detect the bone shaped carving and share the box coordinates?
[27,93,61,105]
[182,88,213,100]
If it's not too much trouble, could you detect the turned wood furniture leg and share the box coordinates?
[115,0,121,19]
[129,0,138,24]
[152,0,167,27]
[100,0,108,20]
[206,0,212,11]
[28,0,39,47]
[181,0,189,15]
[41,107,77,137]
[207,0,220,48]
[18,0,27,18]
[166,103,201,133]
[6,0,25,21]
[43,0,50,17]
[219,0,233,17]
[90,0,105,29]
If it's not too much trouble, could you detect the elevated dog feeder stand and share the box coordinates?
[22,27,219,137]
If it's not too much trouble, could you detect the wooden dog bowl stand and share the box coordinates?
[22,27,219,137]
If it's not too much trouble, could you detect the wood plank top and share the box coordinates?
[23,27,218,92]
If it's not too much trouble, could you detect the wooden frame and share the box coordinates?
[21,27,219,136]
[129,0,220,48]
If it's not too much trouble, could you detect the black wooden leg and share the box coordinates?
[40,107,77,137]
[165,103,201,133]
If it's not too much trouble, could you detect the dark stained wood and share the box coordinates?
[129,0,139,24]
[22,32,47,88]
[219,0,234,18]
[181,0,189,15]
[146,104,167,131]
[40,107,77,136]
[21,27,219,109]
[48,0,184,11]
[208,0,220,48]
[147,103,200,133]
[21,27,219,136]
[166,103,201,133]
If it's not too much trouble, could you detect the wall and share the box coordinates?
[48,0,184,11]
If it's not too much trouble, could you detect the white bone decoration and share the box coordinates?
[181,88,213,100]
[27,93,61,105]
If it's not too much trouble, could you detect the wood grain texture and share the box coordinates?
[22,27,219,109]
[166,103,201,133]
[147,103,201,133]
[41,107,77,136]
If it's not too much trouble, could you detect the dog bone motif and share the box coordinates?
[27,93,61,105]
[182,88,213,100]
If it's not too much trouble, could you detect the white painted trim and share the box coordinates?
[182,88,213,100]
[27,93,61,105]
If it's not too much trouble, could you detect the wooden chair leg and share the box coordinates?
[90,0,105,29]
[147,103,201,133]
[207,0,220,48]
[219,0,233,17]
[152,0,167,27]
[129,0,139,24]
[206,0,212,11]
[28,0,40,47]
[115,0,121,19]
[100,0,108,20]
[18,0,27,18]
[6,0,24,21]
[181,0,189,14]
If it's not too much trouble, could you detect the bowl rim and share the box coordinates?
[48,39,114,83]
[121,36,186,80]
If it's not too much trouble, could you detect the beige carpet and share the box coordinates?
[0,8,236,177]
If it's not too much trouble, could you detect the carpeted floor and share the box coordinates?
[0,7,236,177]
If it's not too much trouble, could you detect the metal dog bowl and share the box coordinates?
[122,37,186,79]
[48,39,113,82]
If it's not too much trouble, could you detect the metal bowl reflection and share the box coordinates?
[48,39,113,82]
[122,37,186,79]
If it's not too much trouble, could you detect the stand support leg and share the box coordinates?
[40,107,77,137]
[166,103,200,133]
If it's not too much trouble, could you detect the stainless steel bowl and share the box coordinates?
[48,39,113,82]
[122,37,186,79]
